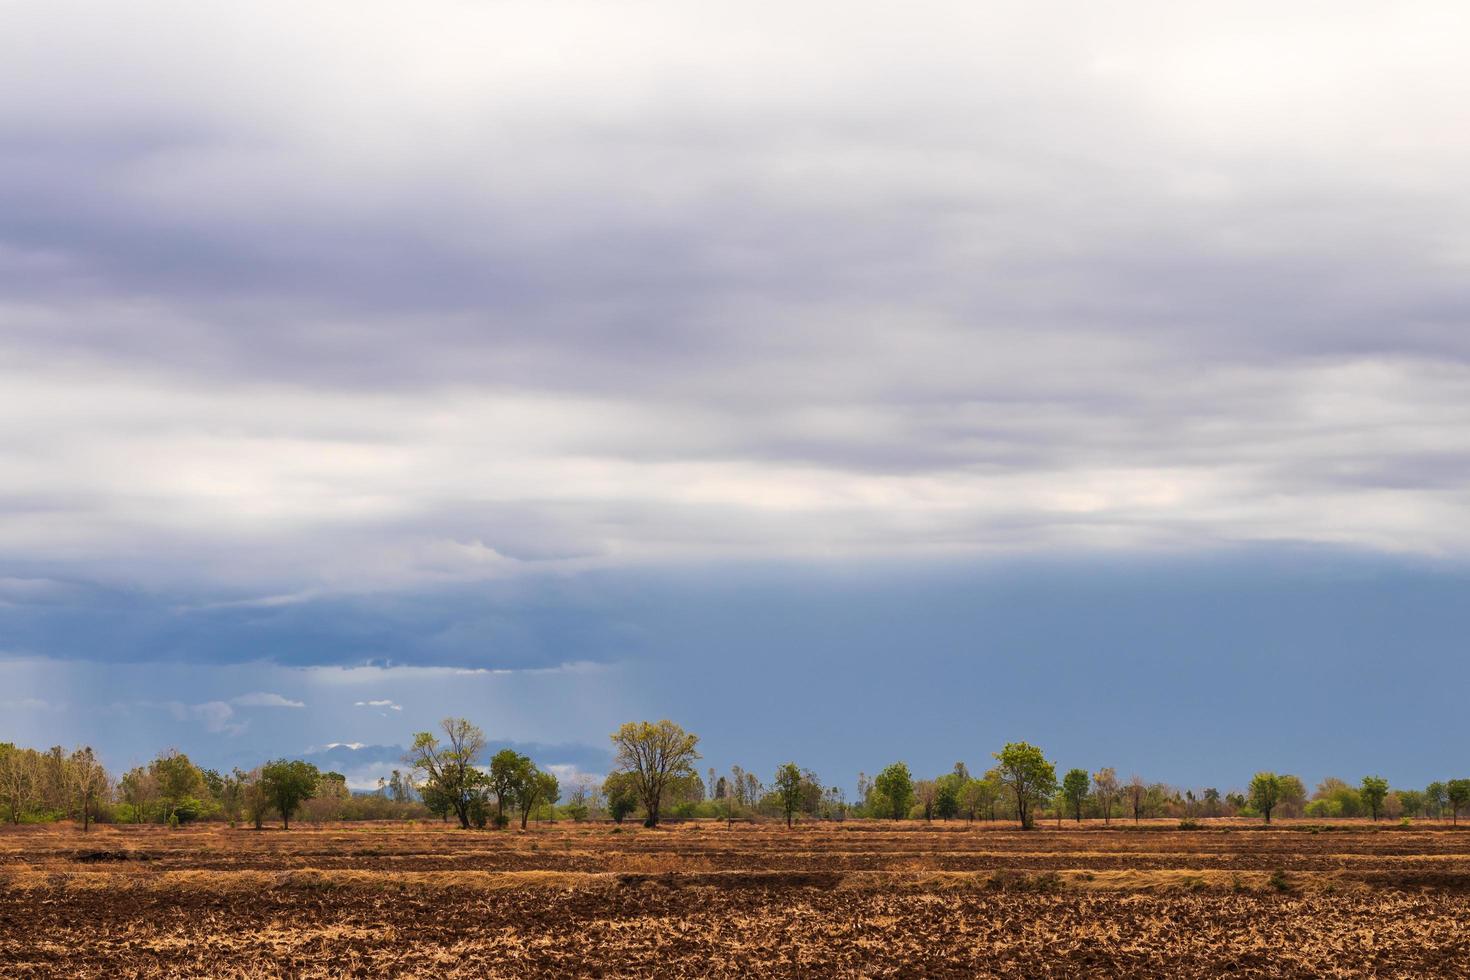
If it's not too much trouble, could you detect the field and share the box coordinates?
[3,819,1470,977]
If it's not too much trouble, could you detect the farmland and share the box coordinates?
[3,819,1469,977]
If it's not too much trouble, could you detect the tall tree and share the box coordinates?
[0,745,37,824]
[774,763,803,827]
[1126,774,1147,824]
[489,749,532,827]
[150,750,205,825]
[1447,780,1470,826]
[1062,769,1090,822]
[934,778,960,820]
[992,743,1058,831]
[609,720,700,828]
[405,718,488,830]
[68,747,108,832]
[1092,768,1119,825]
[260,760,319,830]
[873,763,914,820]
[960,776,995,825]
[516,765,557,829]
[1249,772,1282,824]
[1359,776,1389,821]
[914,780,938,822]
[1425,781,1448,819]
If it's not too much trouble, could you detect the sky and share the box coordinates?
[2,1,1468,793]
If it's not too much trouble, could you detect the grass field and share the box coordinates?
[4,819,1469,977]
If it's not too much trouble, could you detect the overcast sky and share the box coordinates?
[3,2,1468,791]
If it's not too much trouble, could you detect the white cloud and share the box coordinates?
[354,699,402,711]
[166,700,247,736]
[231,691,307,708]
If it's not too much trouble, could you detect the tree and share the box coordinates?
[406,718,489,830]
[259,760,319,830]
[518,768,558,829]
[1126,774,1147,824]
[1277,775,1307,819]
[489,749,532,828]
[992,743,1058,831]
[774,763,803,828]
[1092,768,1119,825]
[873,763,914,820]
[914,780,938,822]
[68,747,109,832]
[1425,781,1448,819]
[1249,772,1282,824]
[1359,776,1389,821]
[0,745,37,824]
[935,778,960,820]
[1202,787,1221,818]
[1396,788,1426,819]
[960,776,996,824]
[603,770,639,824]
[1062,769,1090,822]
[236,768,272,829]
[1447,779,1470,825]
[150,751,205,825]
[609,720,700,828]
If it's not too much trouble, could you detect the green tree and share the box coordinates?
[1425,781,1448,819]
[1249,772,1282,824]
[934,779,960,820]
[1447,779,1470,825]
[517,767,558,829]
[260,759,319,830]
[0,745,38,824]
[1396,788,1425,819]
[603,770,639,824]
[405,718,489,830]
[960,776,997,824]
[610,720,700,828]
[489,749,533,828]
[873,763,914,820]
[1359,776,1389,821]
[993,742,1057,830]
[150,751,205,825]
[774,763,803,827]
[1062,768,1090,822]
[68,747,108,833]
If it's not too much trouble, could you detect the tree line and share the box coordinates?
[3,721,1468,831]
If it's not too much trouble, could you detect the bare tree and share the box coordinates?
[1092,768,1119,825]
[1127,774,1147,824]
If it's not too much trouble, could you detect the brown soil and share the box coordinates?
[3,819,1468,977]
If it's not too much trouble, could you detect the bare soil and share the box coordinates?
[3,819,1468,977]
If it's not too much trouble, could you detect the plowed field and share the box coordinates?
[3,819,1469,977]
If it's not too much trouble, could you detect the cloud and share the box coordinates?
[354,699,403,712]
[0,1,1467,602]
[166,700,247,736]
[231,691,306,708]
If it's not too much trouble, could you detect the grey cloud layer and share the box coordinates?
[3,1,1470,593]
